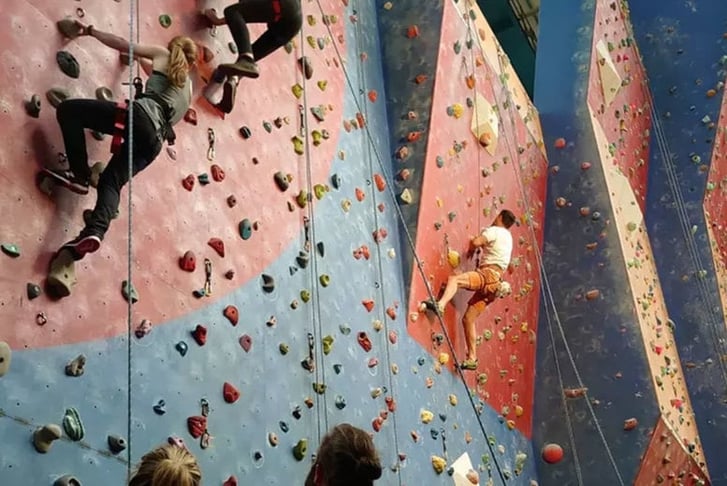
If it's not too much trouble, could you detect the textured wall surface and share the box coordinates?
[628,1,727,483]
[0,0,541,485]
[532,0,708,485]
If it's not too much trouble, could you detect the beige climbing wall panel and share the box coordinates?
[595,39,622,107]
[470,92,499,155]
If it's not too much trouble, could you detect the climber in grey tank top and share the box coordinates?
[41,19,198,266]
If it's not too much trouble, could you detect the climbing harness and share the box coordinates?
[111,77,143,155]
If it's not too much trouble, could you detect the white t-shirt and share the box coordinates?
[479,226,512,270]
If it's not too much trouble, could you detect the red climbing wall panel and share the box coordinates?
[587,0,651,212]
[406,0,547,439]
[634,416,708,485]
[0,0,345,349]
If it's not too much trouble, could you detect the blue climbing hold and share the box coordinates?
[239,219,253,240]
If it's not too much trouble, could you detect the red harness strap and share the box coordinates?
[272,0,282,22]
[110,101,128,155]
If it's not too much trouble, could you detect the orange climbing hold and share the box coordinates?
[406,131,422,142]
[355,187,366,201]
[373,173,386,192]
[554,138,566,149]
[224,305,239,326]
[414,74,428,84]
[465,75,475,89]
[362,299,375,312]
[406,25,419,38]
[585,289,600,301]
[368,90,378,102]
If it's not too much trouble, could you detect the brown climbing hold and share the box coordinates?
[465,75,476,89]
[274,171,291,192]
[225,269,235,280]
[406,25,419,38]
[623,418,638,431]
[373,174,386,192]
[211,164,225,182]
[184,109,198,125]
[478,132,491,147]
[362,299,374,312]
[179,251,196,272]
[192,325,207,346]
[64,354,86,377]
[298,56,313,79]
[187,416,207,438]
[46,87,70,109]
[33,424,62,453]
[182,174,195,191]
[208,238,225,257]
[414,74,427,84]
[585,289,600,301]
[224,305,239,326]
[227,195,237,208]
[223,382,240,403]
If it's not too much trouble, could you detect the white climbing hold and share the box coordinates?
[0,341,10,377]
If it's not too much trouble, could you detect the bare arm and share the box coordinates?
[88,26,167,60]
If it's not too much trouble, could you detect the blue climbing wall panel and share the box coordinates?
[0,0,540,485]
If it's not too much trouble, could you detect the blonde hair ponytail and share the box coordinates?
[128,444,201,486]
[167,36,197,88]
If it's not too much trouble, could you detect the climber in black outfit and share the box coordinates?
[201,0,303,113]
[43,21,197,260]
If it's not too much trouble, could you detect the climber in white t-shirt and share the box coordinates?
[421,209,517,371]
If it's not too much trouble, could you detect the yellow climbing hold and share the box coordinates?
[306,36,317,49]
[515,405,524,417]
[313,183,327,199]
[435,197,443,208]
[431,455,447,474]
[438,352,450,365]
[399,188,413,204]
[292,135,305,155]
[420,410,434,424]
[449,394,458,406]
[292,83,304,99]
[451,103,464,119]
[506,419,516,430]
[311,130,323,146]
[317,80,328,91]
[447,249,461,268]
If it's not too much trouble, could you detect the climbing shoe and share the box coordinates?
[419,299,444,315]
[216,77,238,114]
[61,234,101,260]
[217,58,260,79]
[42,168,89,195]
[459,359,478,371]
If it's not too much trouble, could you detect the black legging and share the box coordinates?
[224,0,302,62]
[56,99,162,239]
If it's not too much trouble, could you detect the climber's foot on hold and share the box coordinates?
[460,359,478,371]
[419,299,444,315]
[216,77,238,114]
[217,57,259,79]
[42,168,89,195]
[61,234,101,260]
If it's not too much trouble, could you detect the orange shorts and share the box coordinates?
[464,266,503,311]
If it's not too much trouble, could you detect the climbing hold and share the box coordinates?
[1,244,20,258]
[585,289,600,301]
[223,477,237,486]
[339,324,351,335]
[53,475,81,486]
[239,126,252,139]
[95,86,113,102]
[292,135,305,154]
[135,319,152,339]
[56,18,84,39]
[316,242,325,258]
[65,354,86,377]
[153,400,166,415]
[239,219,253,240]
[261,274,276,293]
[298,56,313,79]
[292,83,304,99]
[0,342,11,377]
[211,165,225,182]
[312,382,326,394]
[175,341,188,356]
[184,109,198,125]
[322,335,334,355]
[319,274,330,287]
[208,238,225,258]
[198,173,210,185]
[541,443,564,464]
[431,456,447,474]
[182,174,195,191]
[362,299,375,312]
[33,424,62,453]
[313,183,327,199]
[62,408,85,441]
[279,343,289,355]
[296,251,310,268]
[56,51,80,78]
[187,416,207,439]
[293,439,308,461]
[357,332,372,352]
[388,330,398,344]
[274,171,291,191]
[223,382,240,403]
[300,290,311,303]
[406,25,419,38]
[46,87,70,108]
[420,410,434,424]
[121,280,138,303]
[26,282,41,300]
[158,14,172,28]
[179,251,196,272]
[108,435,127,454]
[223,305,239,326]
[333,364,343,375]
[25,94,41,118]
[554,138,566,149]
[623,418,638,431]
[192,325,207,346]
[239,334,252,352]
[227,195,237,208]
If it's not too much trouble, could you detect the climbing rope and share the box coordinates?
[297,22,329,447]
[312,0,509,481]
[462,9,626,482]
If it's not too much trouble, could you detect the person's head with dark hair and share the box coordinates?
[494,209,517,229]
[304,424,383,486]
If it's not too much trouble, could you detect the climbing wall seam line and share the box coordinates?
[310,0,510,480]
[350,1,403,481]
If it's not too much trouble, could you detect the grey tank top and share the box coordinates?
[136,70,191,130]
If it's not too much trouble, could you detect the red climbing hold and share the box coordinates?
[385,396,396,412]
[406,25,419,38]
[541,443,564,464]
[362,299,374,312]
[211,164,225,182]
[355,188,365,202]
[192,325,207,346]
[372,416,384,432]
[368,90,377,102]
[224,305,239,326]
[208,238,225,258]
[553,138,566,149]
[406,131,422,142]
[357,332,372,352]
[372,228,388,243]
[182,174,195,191]
[179,251,196,272]
[373,174,386,192]
[223,477,238,486]
[223,382,240,404]
[356,112,366,128]
[187,415,207,439]
[386,307,397,320]
[184,108,198,125]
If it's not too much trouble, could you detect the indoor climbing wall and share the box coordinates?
[0,1,543,486]
[533,0,709,484]
[627,1,727,483]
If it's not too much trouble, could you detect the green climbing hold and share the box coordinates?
[62,408,84,441]
[239,219,253,240]
[319,274,330,287]
[453,41,461,54]
[279,343,289,355]
[263,121,273,133]
[159,14,172,28]
[293,439,308,461]
[322,335,334,355]
[122,280,138,304]
[1,244,20,258]
[300,289,311,303]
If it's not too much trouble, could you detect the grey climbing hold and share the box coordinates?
[33,424,62,453]
[107,435,126,454]
[331,173,341,189]
[175,341,188,356]
[91,131,105,141]
[54,475,82,486]
[279,421,289,433]
[334,395,346,410]
[296,251,309,268]
[121,280,138,303]
[0,342,11,377]
[62,408,85,441]
[339,324,351,335]
[316,242,325,257]
[56,51,80,79]
[26,283,41,300]
[46,88,70,108]
[65,354,86,377]
[333,364,342,374]
[274,171,290,191]
[25,94,41,118]
[1,243,20,257]
[95,86,113,101]
[153,399,166,415]
[261,274,275,293]
[228,42,237,54]
[239,219,253,240]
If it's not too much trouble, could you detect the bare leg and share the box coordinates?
[462,304,485,361]
[437,274,470,309]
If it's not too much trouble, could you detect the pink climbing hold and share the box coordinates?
[223,477,238,486]
[192,325,207,346]
[179,251,196,272]
[239,334,252,352]
[208,238,225,258]
[386,306,397,320]
[367,357,379,368]
[388,330,398,344]
[187,416,207,439]
[223,382,240,403]
[581,162,592,170]
[224,305,239,326]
